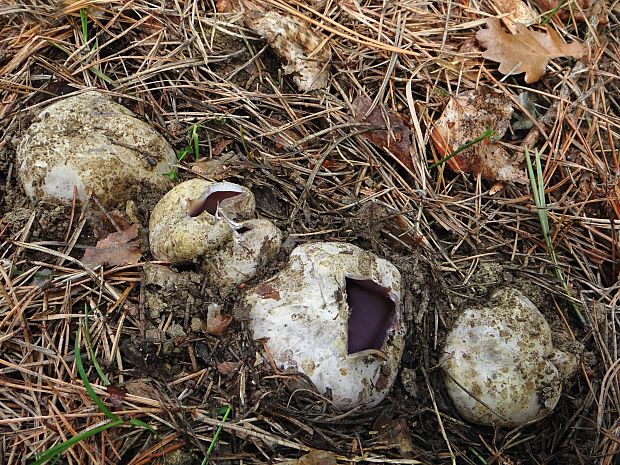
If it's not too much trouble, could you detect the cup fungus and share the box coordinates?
[442,288,578,427]
[149,179,256,262]
[149,179,281,291]
[242,242,405,409]
[17,91,177,207]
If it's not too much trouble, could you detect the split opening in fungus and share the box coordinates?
[345,277,396,354]
[187,186,244,217]
[236,226,252,234]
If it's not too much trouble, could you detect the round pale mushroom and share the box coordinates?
[242,242,405,410]
[442,288,578,427]
[149,178,256,263]
[17,91,176,207]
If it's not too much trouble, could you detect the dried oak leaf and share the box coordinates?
[245,10,331,91]
[206,306,233,337]
[431,88,527,184]
[81,224,141,268]
[476,17,585,83]
[351,95,413,170]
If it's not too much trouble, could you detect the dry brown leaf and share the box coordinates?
[206,306,233,337]
[217,361,242,375]
[245,9,331,91]
[106,385,126,409]
[431,88,527,184]
[476,17,585,83]
[280,450,337,465]
[492,0,537,28]
[81,224,141,268]
[351,95,413,171]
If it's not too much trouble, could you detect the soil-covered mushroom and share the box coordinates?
[242,242,405,410]
[203,218,282,295]
[17,91,177,208]
[149,178,255,262]
[442,288,578,427]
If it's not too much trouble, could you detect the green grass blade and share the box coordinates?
[201,405,231,465]
[75,320,119,421]
[192,125,200,160]
[83,305,110,386]
[28,419,123,465]
[80,9,88,44]
[129,418,156,432]
[429,128,494,170]
[524,148,585,323]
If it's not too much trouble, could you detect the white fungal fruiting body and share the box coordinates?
[149,179,255,262]
[17,91,176,207]
[443,288,577,427]
[243,242,405,410]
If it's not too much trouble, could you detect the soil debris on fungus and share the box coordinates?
[0,0,616,464]
[442,288,578,427]
[16,91,177,208]
[242,242,405,409]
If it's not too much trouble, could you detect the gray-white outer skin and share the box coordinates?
[149,179,255,262]
[17,91,176,207]
[243,242,405,410]
[442,288,575,427]
[203,219,282,295]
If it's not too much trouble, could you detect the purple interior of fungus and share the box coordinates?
[188,191,243,217]
[345,277,396,354]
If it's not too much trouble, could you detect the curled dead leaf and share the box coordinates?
[351,95,414,171]
[245,10,331,91]
[431,88,527,184]
[476,17,585,83]
[206,306,233,337]
[81,224,142,268]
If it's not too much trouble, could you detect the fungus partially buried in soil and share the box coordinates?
[17,91,177,208]
[243,242,405,409]
[442,288,578,427]
[149,178,282,290]
[204,218,282,295]
[149,178,256,263]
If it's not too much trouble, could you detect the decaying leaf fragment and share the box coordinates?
[279,450,337,465]
[351,95,414,171]
[245,10,331,91]
[492,0,537,28]
[81,224,142,268]
[431,88,527,184]
[476,17,585,83]
[206,305,233,337]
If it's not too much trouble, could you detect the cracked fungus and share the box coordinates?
[442,288,578,427]
[149,179,281,294]
[242,242,405,409]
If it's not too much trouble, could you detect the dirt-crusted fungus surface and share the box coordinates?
[442,287,577,427]
[242,241,405,410]
[17,91,176,208]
